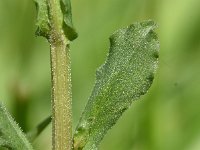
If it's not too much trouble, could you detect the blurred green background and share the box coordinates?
[1,0,200,149]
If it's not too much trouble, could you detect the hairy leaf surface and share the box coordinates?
[73,20,159,150]
[0,103,33,150]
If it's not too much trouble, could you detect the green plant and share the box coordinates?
[0,0,159,150]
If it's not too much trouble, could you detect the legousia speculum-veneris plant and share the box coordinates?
[0,0,159,150]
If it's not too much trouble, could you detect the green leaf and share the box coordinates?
[34,0,50,38]
[60,0,78,41]
[73,20,159,150]
[0,102,33,150]
[34,0,77,40]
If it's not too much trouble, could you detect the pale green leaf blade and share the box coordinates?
[73,20,159,150]
[0,102,33,150]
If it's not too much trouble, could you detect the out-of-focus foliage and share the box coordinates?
[27,116,51,142]
[0,0,200,150]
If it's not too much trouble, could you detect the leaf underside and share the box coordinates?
[73,20,159,150]
[0,102,33,150]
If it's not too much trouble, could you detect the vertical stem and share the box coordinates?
[50,34,72,150]
[34,0,76,148]
[47,0,74,149]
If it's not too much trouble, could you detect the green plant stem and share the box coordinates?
[50,34,72,150]
[48,0,73,149]
[34,0,75,148]
[50,35,72,150]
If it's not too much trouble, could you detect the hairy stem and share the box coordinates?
[35,0,75,148]
[48,0,73,148]
[50,34,72,150]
